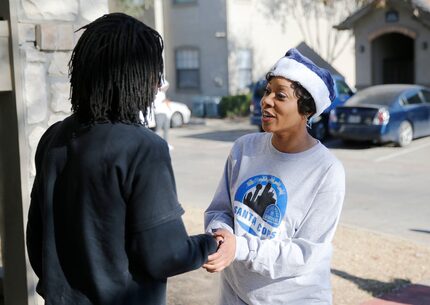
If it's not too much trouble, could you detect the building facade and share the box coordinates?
[336,0,430,89]
[159,0,356,106]
[162,0,229,105]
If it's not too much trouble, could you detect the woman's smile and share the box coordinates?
[262,110,276,122]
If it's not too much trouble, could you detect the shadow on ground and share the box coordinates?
[182,129,257,142]
[410,229,430,235]
[184,130,389,146]
[360,283,430,305]
[373,284,430,305]
[183,128,405,150]
[322,138,393,150]
[331,269,411,297]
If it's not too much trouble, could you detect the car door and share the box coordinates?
[401,90,428,138]
[419,89,430,135]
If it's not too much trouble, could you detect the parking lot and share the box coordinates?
[167,118,430,245]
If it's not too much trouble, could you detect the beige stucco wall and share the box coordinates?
[352,4,430,89]
[226,0,356,93]
[162,0,356,104]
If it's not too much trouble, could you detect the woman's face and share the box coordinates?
[260,77,307,135]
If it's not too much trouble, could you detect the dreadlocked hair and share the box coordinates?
[69,13,164,124]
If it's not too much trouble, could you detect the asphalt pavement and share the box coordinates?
[167,118,430,246]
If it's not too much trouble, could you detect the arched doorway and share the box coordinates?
[371,33,414,85]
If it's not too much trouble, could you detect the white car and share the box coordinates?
[142,101,191,129]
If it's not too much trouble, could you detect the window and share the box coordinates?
[404,93,423,105]
[385,9,399,23]
[237,49,252,91]
[421,90,430,103]
[336,80,353,95]
[176,48,200,90]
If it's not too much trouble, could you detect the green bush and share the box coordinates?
[219,94,251,118]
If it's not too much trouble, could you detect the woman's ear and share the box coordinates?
[307,111,316,118]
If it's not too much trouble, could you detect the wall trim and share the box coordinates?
[368,25,417,41]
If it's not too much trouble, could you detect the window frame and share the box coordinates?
[419,90,430,104]
[236,48,253,92]
[172,0,197,5]
[175,47,201,91]
[401,90,424,106]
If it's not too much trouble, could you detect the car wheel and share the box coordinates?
[396,121,413,147]
[170,112,184,128]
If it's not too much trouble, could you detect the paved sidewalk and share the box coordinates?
[361,280,430,305]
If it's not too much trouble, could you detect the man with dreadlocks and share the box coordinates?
[26,13,218,305]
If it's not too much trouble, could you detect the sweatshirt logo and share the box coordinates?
[234,175,288,239]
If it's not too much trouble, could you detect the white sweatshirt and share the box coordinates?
[205,132,345,305]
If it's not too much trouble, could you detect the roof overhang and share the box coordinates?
[335,0,430,30]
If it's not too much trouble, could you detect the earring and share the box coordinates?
[306,117,312,129]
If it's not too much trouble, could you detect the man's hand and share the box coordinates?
[203,229,236,273]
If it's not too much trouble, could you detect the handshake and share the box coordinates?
[203,229,236,273]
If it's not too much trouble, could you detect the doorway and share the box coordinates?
[372,33,414,85]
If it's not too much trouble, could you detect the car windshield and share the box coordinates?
[346,87,404,106]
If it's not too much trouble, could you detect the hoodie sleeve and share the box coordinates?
[126,140,217,279]
[127,218,218,280]
[234,161,345,279]
[26,123,60,279]
[27,174,43,278]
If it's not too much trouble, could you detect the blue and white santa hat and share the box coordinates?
[268,48,336,118]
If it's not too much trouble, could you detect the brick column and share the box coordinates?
[0,1,108,304]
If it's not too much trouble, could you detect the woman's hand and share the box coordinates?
[203,229,236,273]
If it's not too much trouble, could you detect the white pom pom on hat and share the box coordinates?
[268,48,336,118]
